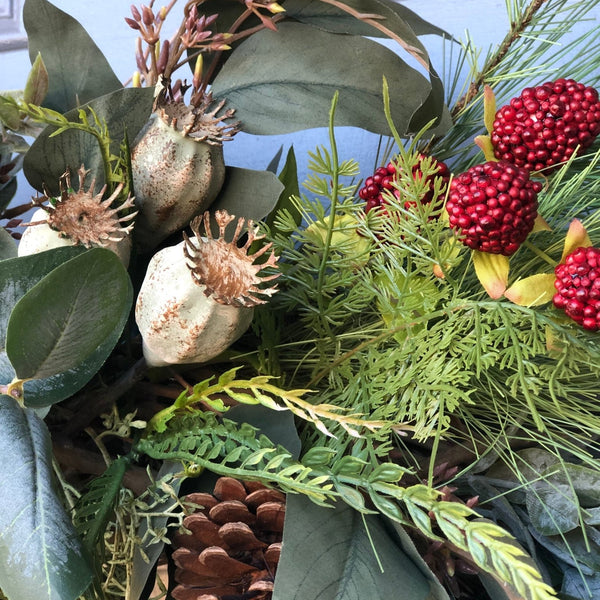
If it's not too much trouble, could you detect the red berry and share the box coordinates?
[553,246,600,331]
[359,154,450,214]
[446,160,540,256]
[491,79,600,173]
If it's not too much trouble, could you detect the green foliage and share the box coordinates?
[0,396,92,600]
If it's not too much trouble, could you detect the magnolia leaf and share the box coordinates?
[211,22,443,136]
[504,273,555,306]
[273,495,449,600]
[23,0,121,112]
[24,86,154,196]
[0,227,17,259]
[561,218,592,263]
[474,135,497,162]
[6,248,132,382]
[531,213,551,233]
[0,396,93,600]
[472,250,510,299]
[24,52,49,106]
[483,85,497,135]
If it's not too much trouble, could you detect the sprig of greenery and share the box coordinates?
[146,367,388,439]
[137,408,556,599]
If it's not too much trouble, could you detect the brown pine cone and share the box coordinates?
[171,477,286,600]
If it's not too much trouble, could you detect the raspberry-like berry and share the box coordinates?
[491,78,600,173]
[358,154,450,213]
[446,160,541,256]
[553,246,600,331]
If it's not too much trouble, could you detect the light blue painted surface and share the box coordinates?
[1,1,599,206]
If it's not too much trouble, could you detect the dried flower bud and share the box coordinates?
[18,166,136,265]
[131,89,239,251]
[135,210,279,367]
[125,17,141,30]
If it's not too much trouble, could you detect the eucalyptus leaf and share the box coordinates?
[562,568,600,599]
[6,248,133,381]
[23,0,121,113]
[283,0,453,40]
[23,86,155,196]
[0,227,17,259]
[273,495,446,600]
[0,396,93,600]
[211,22,443,136]
[526,479,580,536]
[210,166,284,226]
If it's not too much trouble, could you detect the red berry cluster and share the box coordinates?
[358,155,450,214]
[553,247,600,331]
[446,160,541,256]
[491,78,600,173]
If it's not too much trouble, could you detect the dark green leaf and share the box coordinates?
[273,495,447,600]
[23,86,155,196]
[265,146,301,233]
[6,248,132,381]
[73,456,129,556]
[0,396,93,600]
[211,22,443,136]
[283,0,452,40]
[23,0,121,112]
[210,166,284,227]
[526,479,580,536]
[562,568,600,599]
[0,227,17,259]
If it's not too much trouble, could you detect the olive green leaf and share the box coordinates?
[6,248,133,383]
[0,396,93,600]
[211,22,442,136]
[23,0,121,113]
[0,227,17,260]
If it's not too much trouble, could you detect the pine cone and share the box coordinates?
[171,477,286,600]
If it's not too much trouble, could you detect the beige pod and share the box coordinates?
[17,166,136,266]
[135,210,279,368]
[131,91,238,251]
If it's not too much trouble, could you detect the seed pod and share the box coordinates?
[131,88,238,251]
[135,210,279,367]
[18,165,136,265]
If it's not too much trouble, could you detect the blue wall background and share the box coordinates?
[1,0,600,206]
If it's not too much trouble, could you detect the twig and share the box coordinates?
[451,0,548,118]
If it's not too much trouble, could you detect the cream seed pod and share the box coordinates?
[18,165,136,265]
[135,209,279,367]
[131,86,239,251]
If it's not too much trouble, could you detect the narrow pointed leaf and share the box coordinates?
[6,248,132,381]
[472,250,510,299]
[0,396,93,600]
[24,52,49,106]
[475,134,497,162]
[211,22,442,136]
[483,85,497,135]
[504,273,556,306]
[532,213,551,233]
[23,0,121,112]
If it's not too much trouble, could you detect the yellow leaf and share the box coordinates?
[473,250,509,299]
[561,218,592,262]
[504,273,555,306]
[531,213,551,233]
[483,84,497,135]
[474,135,497,162]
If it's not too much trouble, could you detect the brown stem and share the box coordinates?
[1,200,37,220]
[451,0,549,118]
[62,358,148,435]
